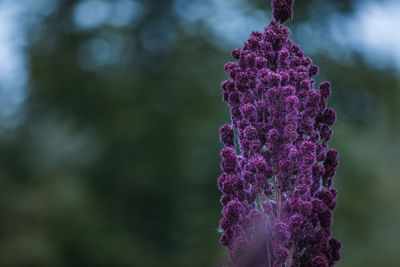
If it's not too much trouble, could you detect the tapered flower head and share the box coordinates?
[217,1,341,266]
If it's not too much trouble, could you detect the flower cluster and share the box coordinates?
[217,1,341,266]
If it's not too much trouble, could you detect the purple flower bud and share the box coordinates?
[282,87,294,98]
[217,173,227,191]
[267,72,281,88]
[279,72,290,86]
[221,80,235,92]
[219,124,235,147]
[293,184,309,198]
[318,209,333,228]
[312,164,324,179]
[319,82,331,98]
[289,214,303,230]
[223,199,245,221]
[256,57,268,69]
[299,201,313,216]
[330,188,338,198]
[320,125,333,141]
[323,108,336,126]
[306,91,320,117]
[249,154,267,172]
[312,198,326,214]
[328,199,337,210]
[273,222,290,241]
[273,245,289,263]
[240,104,257,121]
[325,149,339,167]
[267,128,279,143]
[220,147,237,173]
[278,49,289,68]
[228,91,240,105]
[224,62,241,80]
[300,141,316,165]
[308,64,319,77]
[235,72,249,92]
[220,147,236,160]
[244,126,258,140]
[323,165,336,182]
[248,35,261,51]
[271,0,294,23]
[329,237,342,261]
[232,48,241,60]
[315,189,334,207]
[220,217,233,231]
[220,194,230,206]
[302,57,312,66]
[300,141,316,155]
[245,53,256,67]
[285,95,299,113]
[220,231,232,246]
[308,255,328,267]
[221,175,243,195]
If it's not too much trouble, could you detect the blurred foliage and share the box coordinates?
[0,0,399,266]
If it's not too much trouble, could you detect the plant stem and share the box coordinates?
[266,237,272,267]
[286,242,296,267]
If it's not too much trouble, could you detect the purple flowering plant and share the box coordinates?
[217,0,341,266]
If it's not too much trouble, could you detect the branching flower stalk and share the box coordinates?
[217,0,341,266]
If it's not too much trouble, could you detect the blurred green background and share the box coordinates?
[0,0,399,266]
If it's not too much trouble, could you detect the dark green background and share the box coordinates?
[0,0,399,266]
